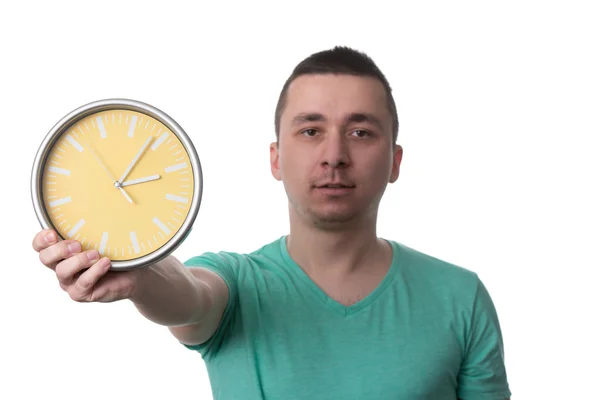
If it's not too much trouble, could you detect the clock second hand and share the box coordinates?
[81,138,134,204]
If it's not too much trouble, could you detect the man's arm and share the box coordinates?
[130,255,229,346]
[456,277,511,400]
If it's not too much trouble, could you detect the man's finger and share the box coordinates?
[55,249,100,285]
[39,240,82,271]
[69,257,112,302]
[32,229,58,252]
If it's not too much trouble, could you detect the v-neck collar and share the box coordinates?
[278,236,400,317]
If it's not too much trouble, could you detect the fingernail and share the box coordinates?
[87,250,99,261]
[68,242,81,253]
[45,231,56,244]
[101,258,111,270]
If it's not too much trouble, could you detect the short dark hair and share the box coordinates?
[274,46,399,143]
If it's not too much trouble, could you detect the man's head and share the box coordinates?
[270,46,403,230]
[274,46,399,144]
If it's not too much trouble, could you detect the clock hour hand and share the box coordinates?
[118,136,153,184]
[121,174,161,187]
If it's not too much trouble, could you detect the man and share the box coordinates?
[32,46,511,399]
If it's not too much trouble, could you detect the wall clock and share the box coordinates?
[31,98,202,271]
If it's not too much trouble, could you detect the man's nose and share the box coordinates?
[321,134,350,168]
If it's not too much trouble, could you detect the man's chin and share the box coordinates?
[308,209,362,228]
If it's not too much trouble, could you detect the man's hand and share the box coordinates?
[33,229,142,303]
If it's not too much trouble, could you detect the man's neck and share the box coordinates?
[285,212,389,278]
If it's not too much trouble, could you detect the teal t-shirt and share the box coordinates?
[183,237,511,400]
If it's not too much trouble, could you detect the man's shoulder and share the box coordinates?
[183,236,285,269]
[388,239,482,291]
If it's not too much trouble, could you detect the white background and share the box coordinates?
[1,1,598,399]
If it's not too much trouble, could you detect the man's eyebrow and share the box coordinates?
[291,112,384,130]
[346,112,384,130]
[291,113,326,125]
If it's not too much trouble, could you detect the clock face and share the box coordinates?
[39,108,196,262]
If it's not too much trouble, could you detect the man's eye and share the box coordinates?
[302,129,318,137]
[352,130,370,138]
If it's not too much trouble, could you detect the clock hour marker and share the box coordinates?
[166,194,188,204]
[65,134,84,152]
[128,115,138,137]
[152,217,171,235]
[130,231,141,254]
[49,196,71,207]
[165,163,187,173]
[99,232,109,255]
[48,166,71,176]
[96,116,107,138]
[67,218,85,238]
[151,132,169,150]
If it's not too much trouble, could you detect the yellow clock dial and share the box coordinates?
[40,108,195,262]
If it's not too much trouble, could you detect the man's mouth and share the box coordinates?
[317,184,355,188]
[313,182,356,195]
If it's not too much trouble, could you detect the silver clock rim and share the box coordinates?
[30,98,203,271]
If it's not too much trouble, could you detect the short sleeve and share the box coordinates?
[180,251,239,360]
[457,278,512,400]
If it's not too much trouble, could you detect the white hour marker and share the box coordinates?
[128,115,138,137]
[65,134,84,152]
[99,232,109,255]
[166,194,188,204]
[165,163,187,173]
[49,196,71,207]
[97,116,107,138]
[152,217,171,235]
[48,166,71,176]
[151,132,169,150]
[67,219,85,238]
[130,231,141,254]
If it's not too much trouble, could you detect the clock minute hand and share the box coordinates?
[118,136,153,184]
[121,174,161,187]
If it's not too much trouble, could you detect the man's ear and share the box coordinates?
[270,141,282,181]
[389,144,403,183]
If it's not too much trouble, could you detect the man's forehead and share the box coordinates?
[282,74,389,122]
[286,74,386,98]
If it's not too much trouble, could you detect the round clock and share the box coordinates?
[31,98,203,271]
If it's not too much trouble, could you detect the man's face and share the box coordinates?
[270,74,403,228]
